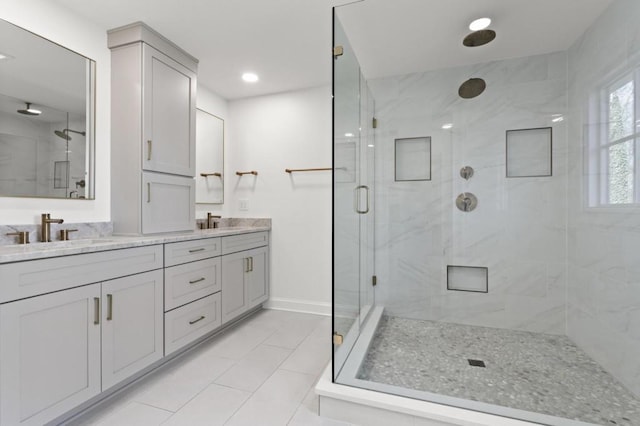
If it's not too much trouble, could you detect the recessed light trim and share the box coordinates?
[242,72,259,83]
[469,17,491,31]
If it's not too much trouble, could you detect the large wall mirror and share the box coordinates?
[195,108,224,204]
[0,19,95,199]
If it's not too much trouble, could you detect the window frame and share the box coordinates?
[589,70,640,207]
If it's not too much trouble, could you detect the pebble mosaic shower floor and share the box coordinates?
[357,316,640,425]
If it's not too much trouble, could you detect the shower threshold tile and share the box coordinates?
[356,316,640,425]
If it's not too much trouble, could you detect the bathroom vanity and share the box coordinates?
[0,226,269,426]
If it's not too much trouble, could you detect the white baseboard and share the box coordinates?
[264,297,331,316]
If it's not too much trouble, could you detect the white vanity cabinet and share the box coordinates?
[221,232,269,324]
[109,22,198,235]
[0,245,164,426]
[0,284,102,426]
[101,270,164,390]
[164,239,223,355]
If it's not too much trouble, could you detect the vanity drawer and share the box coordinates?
[164,237,221,267]
[221,231,268,255]
[164,292,221,356]
[0,245,163,304]
[164,257,221,311]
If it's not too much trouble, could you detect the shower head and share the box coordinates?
[463,29,496,47]
[17,102,41,116]
[458,78,486,99]
[54,128,86,141]
[54,130,71,141]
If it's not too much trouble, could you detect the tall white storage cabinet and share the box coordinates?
[109,22,198,235]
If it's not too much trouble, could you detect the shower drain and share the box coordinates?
[467,359,486,368]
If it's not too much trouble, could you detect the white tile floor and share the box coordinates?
[66,309,353,426]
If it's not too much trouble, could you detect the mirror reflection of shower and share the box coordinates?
[54,128,86,141]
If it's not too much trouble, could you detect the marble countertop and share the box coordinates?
[0,226,270,264]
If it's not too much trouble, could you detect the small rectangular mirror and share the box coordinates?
[195,108,224,204]
[0,18,95,199]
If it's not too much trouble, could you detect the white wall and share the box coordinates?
[370,52,568,335]
[567,0,640,397]
[0,0,110,224]
[227,86,332,314]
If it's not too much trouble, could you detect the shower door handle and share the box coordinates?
[354,185,370,214]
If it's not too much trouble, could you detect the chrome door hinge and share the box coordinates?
[372,275,377,286]
[333,332,344,345]
[333,45,344,58]
[372,117,378,129]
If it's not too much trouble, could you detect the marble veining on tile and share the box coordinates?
[358,316,640,426]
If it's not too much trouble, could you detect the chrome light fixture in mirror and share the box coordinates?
[0,18,95,199]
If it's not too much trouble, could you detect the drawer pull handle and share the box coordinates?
[94,297,100,325]
[107,294,113,321]
[245,257,250,273]
[249,256,254,272]
[147,183,151,203]
[189,277,205,284]
[188,248,205,253]
[147,140,152,161]
[189,315,206,325]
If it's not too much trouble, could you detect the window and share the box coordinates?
[588,72,640,206]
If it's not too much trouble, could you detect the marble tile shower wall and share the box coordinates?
[567,0,640,398]
[369,51,568,335]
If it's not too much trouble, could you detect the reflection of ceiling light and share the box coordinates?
[442,123,453,129]
[469,18,491,31]
[0,52,13,61]
[344,133,354,137]
[242,72,258,83]
[552,116,564,123]
[368,144,374,148]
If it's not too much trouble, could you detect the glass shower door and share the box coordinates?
[333,12,362,377]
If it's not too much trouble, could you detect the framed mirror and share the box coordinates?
[0,18,95,199]
[195,108,224,204]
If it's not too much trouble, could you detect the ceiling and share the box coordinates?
[52,0,614,100]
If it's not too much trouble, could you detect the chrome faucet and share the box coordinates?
[206,213,221,229]
[41,213,64,242]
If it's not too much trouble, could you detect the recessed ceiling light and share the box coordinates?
[345,132,354,137]
[469,17,491,31]
[367,144,374,148]
[242,72,259,83]
[442,123,453,129]
[552,116,564,123]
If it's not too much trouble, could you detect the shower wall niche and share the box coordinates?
[371,51,568,334]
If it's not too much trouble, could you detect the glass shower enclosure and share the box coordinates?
[332,1,640,425]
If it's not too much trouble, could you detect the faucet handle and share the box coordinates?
[59,229,78,241]
[6,231,29,244]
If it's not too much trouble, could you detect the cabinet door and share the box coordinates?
[246,246,269,308]
[142,171,195,234]
[221,250,249,324]
[0,284,101,426]
[102,270,164,390]
[142,44,196,177]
